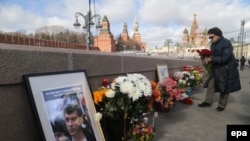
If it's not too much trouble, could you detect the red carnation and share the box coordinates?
[196,49,202,54]
[101,78,109,87]
[182,66,189,71]
[196,49,211,60]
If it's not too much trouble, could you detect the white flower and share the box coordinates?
[137,81,146,91]
[120,80,134,94]
[128,73,145,80]
[174,71,184,79]
[190,75,195,79]
[183,71,191,76]
[110,82,116,89]
[114,76,127,84]
[129,74,152,97]
[94,112,102,121]
[129,88,142,101]
[113,73,152,101]
[105,89,115,98]
[143,80,152,96]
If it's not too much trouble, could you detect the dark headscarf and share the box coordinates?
[208,27,223,37]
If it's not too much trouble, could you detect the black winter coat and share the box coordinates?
[210,37,241,93]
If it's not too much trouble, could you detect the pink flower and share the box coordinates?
[174,71,184,79]
[175,94,181,100]
[166,86,172,92]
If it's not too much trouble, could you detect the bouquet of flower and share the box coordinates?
[148,80,162,110]
[93,73,152,120]
[157,77,185,110]
[196,49,212,77]
[131,120,155,141]
[174,71,192,88]
[182,66,203,87]
[196,49,211,60]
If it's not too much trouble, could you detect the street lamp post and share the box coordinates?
[73,0,102,50]
[164,39,173,57]
[240,19,245,57]
[236,35,240,59]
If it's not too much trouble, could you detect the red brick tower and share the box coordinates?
[132,17,141,43]
[121,22,129,42]
[94,15,116,52]
[131,17,146,52]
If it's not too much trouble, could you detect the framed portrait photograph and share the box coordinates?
[156,64,169,83]
[23,70,105,141]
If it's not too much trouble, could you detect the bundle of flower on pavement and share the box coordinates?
[154,77,185,111]
[148,80,161,109]
[130,119,155,141]
[182,65,203,87]
[93,73,155,140]
[173,66,203,104]
[174,71,192,88]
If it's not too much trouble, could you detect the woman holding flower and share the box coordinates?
[198,27,241,112]
[196,48,215,109]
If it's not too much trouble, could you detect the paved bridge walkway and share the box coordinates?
[152,64,250,141]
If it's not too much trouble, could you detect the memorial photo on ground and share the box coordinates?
[156,64,169,83]
[23,70,105,141]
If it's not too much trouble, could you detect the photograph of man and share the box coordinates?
[64,103,96,141]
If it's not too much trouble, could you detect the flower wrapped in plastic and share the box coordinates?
[148,80,161,109]
[131,120,155,141]
[156,77,185,111]
[196,49,211,60]
[182,66,203,87]
[174,71,191,88]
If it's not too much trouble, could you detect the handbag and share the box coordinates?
[213,66,229,93]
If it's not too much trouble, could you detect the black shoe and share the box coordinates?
[198,102,211,107]
[216,107,224,112]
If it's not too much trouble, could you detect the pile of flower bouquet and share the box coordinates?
[92,69,203,140]
[150,65,204,110]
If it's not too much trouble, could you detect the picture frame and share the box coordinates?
[156,64,169,83]
[23,70,105,141]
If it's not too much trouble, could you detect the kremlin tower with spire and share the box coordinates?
[95,16,146,52]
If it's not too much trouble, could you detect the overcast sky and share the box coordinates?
[1,0,250,48]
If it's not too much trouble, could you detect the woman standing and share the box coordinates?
[198,27,241,111]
